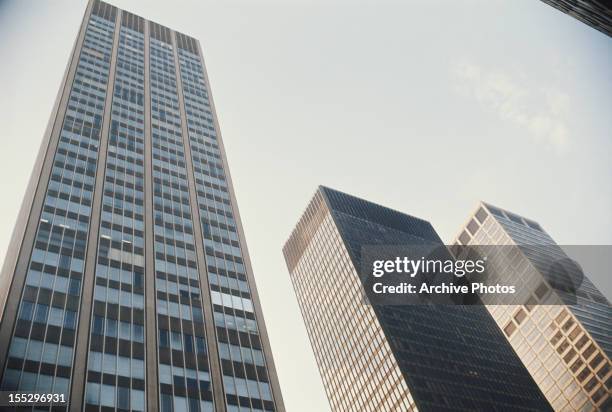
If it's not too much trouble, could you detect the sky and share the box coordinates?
[0,1,610,411]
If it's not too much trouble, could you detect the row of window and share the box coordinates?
[151,36,216,410]
[85,382,145,411]
[92,314,145,342]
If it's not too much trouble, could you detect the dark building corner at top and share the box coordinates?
[539,0,612,37]
[0,1,284,411]
[283,186,553,412]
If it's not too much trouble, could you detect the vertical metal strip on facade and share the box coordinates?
[194,41,286,411]
[143,18,160,412]
[0,0,95,381]
[69,6,122,411]
[170,32,226,412]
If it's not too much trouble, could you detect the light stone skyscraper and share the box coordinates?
[453,202,611,411]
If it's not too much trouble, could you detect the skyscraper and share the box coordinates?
[453,202,611,411]
[0,1,284,411]
[283,186,552,412]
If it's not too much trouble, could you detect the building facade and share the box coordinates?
[0,1,284,411]
[539,0,611,38]
[283,186,552,412]
[453,202,611,411]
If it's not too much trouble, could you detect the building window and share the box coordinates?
[503,321,516,337]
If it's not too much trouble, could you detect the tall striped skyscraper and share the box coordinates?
[0,1,284,411]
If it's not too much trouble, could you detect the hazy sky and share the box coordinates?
[0,1,610,410]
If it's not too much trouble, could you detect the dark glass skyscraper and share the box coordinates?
[283,186,552,412]
[539,0,611,37]
[0,1,284,411]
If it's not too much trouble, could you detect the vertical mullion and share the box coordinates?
[143,18,160,412]
[69,7,122,411]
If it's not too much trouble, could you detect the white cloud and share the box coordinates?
[451,59,571,153]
